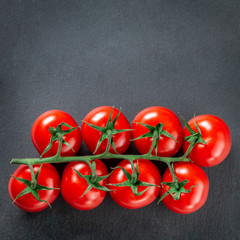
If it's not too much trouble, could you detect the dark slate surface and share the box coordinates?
[1,1,240,239]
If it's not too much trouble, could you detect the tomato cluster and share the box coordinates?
[9,106,231,214]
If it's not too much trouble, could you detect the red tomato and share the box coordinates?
[61,160,108,210]
[31,110,82,157]
[81,106,131,154]
[160,162,209,214]
[183,115,231,167]
[108,159,161,209]
[8,164,60,212]
[132,107,183,157]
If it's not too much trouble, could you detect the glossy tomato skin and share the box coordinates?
[183,115,231,167]
[81,106,131,154]
[61,160,108,210]
[31,110,82,157]
[161,162,209,214]
[132,107,183,157]
[8,164,60,212]
[108,159,161,209]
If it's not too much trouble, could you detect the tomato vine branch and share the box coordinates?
[11,143,193,166]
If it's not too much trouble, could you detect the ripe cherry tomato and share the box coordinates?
[183,115,231,167]
[31,110,82,157]
[8,164,60,212]
[108,159,161,209]
[132,107,183,157]
[81,106,131,154]
[160,162,209,214]
[61,160,108,210]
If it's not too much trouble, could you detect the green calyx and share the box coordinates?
[82,107,132,154]
[11,165,59,207]
[179,113,207,145]
[73,161,113,198]
[132,122,177,155]
[41,122,79,157]
[158,178,198,204]
[157,164,198,204]
[108,161,160,196]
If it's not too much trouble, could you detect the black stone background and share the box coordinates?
[1,1,240,239]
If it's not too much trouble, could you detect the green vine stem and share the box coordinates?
[86,160,96,182]
[11,138,194,166]
[55,133,63,159]
[129,160,137,184]
[28,164,37,189]
[147,130,158,155]
[167,163,179,189]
